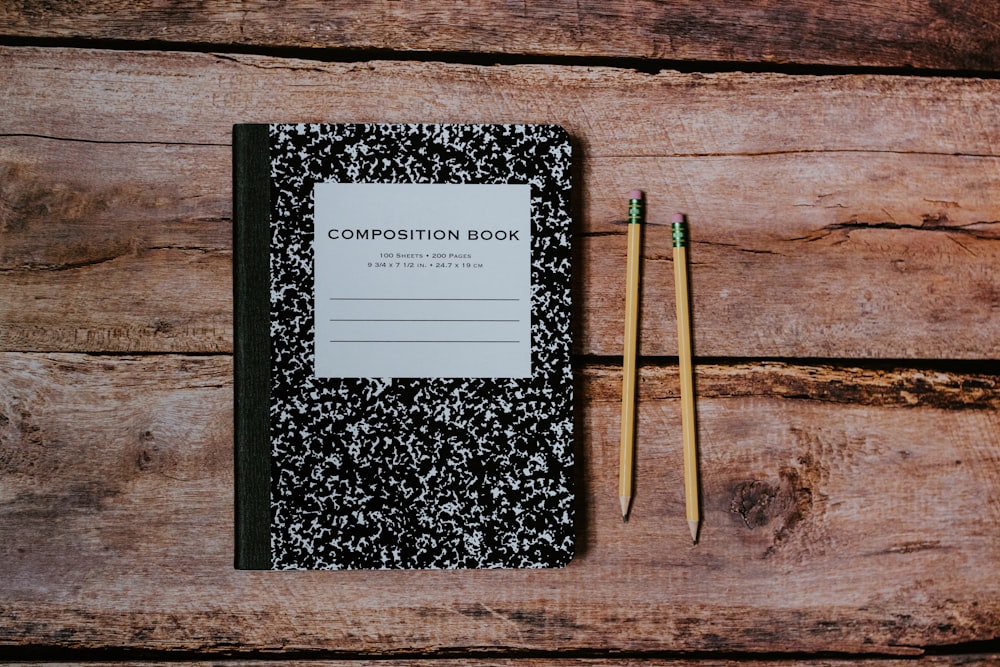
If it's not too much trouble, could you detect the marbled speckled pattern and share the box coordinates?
[266,124,574,569]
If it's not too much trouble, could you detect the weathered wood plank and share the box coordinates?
[13,658,1000,667]
[1,354,997,653]
[0,136,232,352]
[2,48,999,357]
[7,48,1000,153]
[2,1,1000,71]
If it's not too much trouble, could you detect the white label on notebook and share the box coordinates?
[313,183,532,378]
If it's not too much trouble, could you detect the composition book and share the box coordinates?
[233,123,575,569]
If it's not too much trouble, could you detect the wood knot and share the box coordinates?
[730,479,778,528]
[135,430,160,472]
[730,465,815,555]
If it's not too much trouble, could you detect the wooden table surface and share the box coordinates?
[1,2,999,665]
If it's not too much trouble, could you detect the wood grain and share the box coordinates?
[2,1,1000,71]
[2,47,999,357]
[1,354,997,654]
[20,659,1000,667]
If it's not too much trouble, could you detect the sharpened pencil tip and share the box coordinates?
[689,520,699,544]
[620,496,631,521]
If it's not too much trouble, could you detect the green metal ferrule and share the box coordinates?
[672,221,687,247]
[628,199,642,225]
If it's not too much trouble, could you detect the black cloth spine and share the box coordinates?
[233,123,272,569]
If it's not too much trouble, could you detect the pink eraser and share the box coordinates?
[672,213,685,223]
[629,190,644,199]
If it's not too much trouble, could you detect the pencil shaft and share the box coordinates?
[673,242,700,533]
[619,220,642,517]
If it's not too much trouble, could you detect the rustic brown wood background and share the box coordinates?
[1,2,999,665]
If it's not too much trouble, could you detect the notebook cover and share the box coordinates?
[234,123,574,569]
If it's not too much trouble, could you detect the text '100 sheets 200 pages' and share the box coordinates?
[234,123,575,570]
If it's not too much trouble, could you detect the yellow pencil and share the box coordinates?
[672,213,700,543]
[619,190,643,521]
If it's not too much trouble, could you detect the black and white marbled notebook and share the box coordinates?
[234,124,575,569]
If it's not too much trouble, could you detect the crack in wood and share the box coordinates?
[593,148,1000,159]
[0,246,221,274]
[579,362,1000,410]
[0,254,123,274]
[0,132,228,147]
[786,216,1000,243]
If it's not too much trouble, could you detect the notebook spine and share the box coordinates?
[233,123,273,570]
